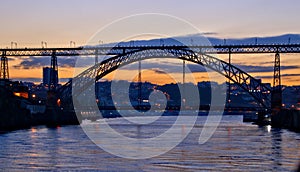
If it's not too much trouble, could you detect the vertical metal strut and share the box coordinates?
[49,51,58,91]
[0,51,9,80]
[271,52,282,111]
[138,59,142,106]
[183,60,186,85]
[182,60,186,106]
[228,51,231,105]
[95,49,98,64]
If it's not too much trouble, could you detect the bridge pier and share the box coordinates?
[95,49,98,64]
[46,50,59,112]
[256,52,282,125]
[182,60,186,106]
[227,51,232,106]
[49,51,58,91]
[0,51,9,80]
[138,58,142,107]
[268,52,300,131]
[271,52,282,114]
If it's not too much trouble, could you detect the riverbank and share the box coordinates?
[0,86,80,131]
[271,109,300,132]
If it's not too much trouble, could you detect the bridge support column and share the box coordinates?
[95,49,98,64]
[138,59,142,106]
[0,51,9,80]
[182,60,186,106]
[271,52,282,113]
[228,51,232,106]
[49,51,58,91]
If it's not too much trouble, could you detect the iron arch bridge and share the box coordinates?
[57,46,271,111]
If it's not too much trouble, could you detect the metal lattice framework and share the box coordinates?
[0,51,9,79]
[1,44,300,57]
[271,52,282,110]
[58,47,272,110]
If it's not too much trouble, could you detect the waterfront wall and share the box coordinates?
[0,87,80,131]
[271,109,300,132]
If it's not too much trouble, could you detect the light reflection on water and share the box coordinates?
[0,116,299,171]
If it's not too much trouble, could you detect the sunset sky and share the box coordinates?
[1,0,300,86]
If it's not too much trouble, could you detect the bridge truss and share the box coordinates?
[58,46,272,111]
[2,44,299,111]
[1,44,300,56]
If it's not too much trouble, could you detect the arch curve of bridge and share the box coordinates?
[60,47,271,109]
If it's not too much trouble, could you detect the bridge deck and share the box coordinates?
[1,44,300,56]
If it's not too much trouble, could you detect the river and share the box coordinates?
[0,115,299,171]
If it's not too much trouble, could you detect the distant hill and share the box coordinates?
[206,34,300,45]
[94,33,300,47]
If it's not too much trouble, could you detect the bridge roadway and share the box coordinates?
[1,44,300,56]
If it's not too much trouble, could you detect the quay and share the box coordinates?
[0,81,80,131]
[272,109,300,132]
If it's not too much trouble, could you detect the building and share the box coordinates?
[43,67,50,87]
[43,67,58,89]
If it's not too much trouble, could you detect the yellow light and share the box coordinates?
[14,92,21,97]
[57,99,61,107]
[14,92,29,99]
[32,94,36,98]
[31,128,37,133]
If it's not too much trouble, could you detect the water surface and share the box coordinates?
[0,116,299,171]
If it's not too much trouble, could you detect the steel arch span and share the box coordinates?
[58,47,271,110]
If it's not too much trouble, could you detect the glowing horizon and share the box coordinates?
[2,0,300,86]
[7,52,300,86]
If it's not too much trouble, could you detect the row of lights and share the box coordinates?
[7,37,295,48]
[7,40,107,49]
[249,89,261,93]
[249,90,271,94]
[7,41,79,48]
